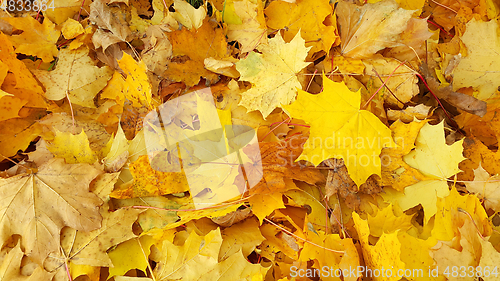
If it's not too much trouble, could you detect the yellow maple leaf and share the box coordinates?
[50,205,142,268]
[47,129,97,164]
[265,0,338,54]
[432,187,490,242]
[380,119,430,191]
[219,217,266,260]
[0,242,54,280]
[236,32,311,119]
[61,18,84,40]
[1,16,60,63]
[298,231,359,281]
[367,204,413,237]
[352,212,405,281]
[403,121,465,179]
[110,155,189,198]
[398,121,465,223]
[107,236,155,279]
[460,136,500,181]
[398,180,450,224]
[453,18,500,101]
[397,232,440,281]
[368,0,426,13]
[33,46,113,108]
[282,75,396,187]
[249,192,286,224]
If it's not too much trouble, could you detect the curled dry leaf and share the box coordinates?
[420,63,487,117]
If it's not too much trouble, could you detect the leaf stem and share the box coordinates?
[264,218,345,254]
[362,60,407,109]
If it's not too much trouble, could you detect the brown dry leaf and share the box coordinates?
[324,158,382,210]
[248,140,325,196]
[0,158,103,265]
[420,63,487,117]
[141,25,173,75]
[89,0,132,50]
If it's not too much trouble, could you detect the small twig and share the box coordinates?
[260,117,290,141]
[306,69,317,92]
[77,0,86,21]
[59,245,73,281]
[363,60,407,109]
[65,91,76,134]
[0,154,35,173]
[458,208,486,240]
[137,238,157,281]
[126,194,255,212]
[414,72,454,124]
[371,67,406,106]
[264,218,345,254]
[430,0,458,14]
[427,19,452,36]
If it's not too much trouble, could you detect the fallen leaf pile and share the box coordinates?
[1,0,500,280]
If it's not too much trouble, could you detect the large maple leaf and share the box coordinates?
[236,32,311,119]
[0,159,103,265]
[282,75,396,187]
